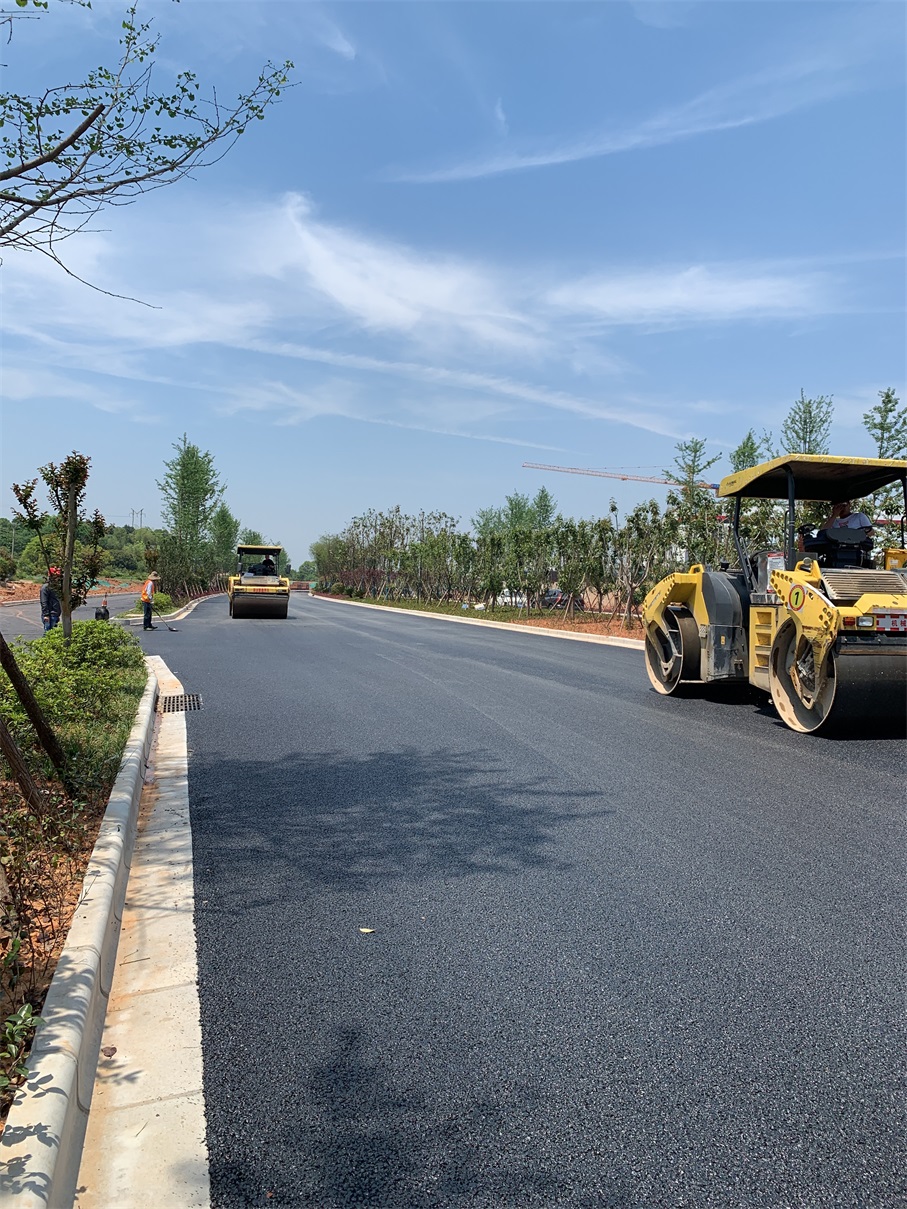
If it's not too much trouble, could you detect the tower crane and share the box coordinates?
[521,462,720,493]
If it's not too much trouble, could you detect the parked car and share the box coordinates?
[541,589,585,611]
[499,589,527,607]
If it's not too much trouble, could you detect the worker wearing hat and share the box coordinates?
[141,571,161,631]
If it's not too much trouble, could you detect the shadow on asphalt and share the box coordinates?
[207,1026,567,1208]
[190,746,607,899]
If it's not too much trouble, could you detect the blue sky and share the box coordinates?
[1,0,904,566]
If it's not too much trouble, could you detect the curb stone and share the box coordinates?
[0,664,160,1209]
[115,595,214,627]
[312,593,646,650]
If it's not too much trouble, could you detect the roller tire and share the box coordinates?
[769,620,835,733]
[645,607,700,695]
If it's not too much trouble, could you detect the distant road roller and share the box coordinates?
[643,455,907,733]
[227,545,290,619]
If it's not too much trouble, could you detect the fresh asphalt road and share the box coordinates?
[139,595,905,1209]
[0,592,140,641]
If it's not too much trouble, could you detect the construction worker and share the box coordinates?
[141,572,160,631]
[40,568,61,632]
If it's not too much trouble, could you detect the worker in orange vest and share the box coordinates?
[141,572,160,631]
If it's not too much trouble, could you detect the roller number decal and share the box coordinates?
[788,584,806,612]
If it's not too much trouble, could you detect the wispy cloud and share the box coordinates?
[493,97,508,136]
[0,192,870,450]
[548,263,836,326]
[312,14,357,61]
[391,38,881,183]
[240,338,683,438]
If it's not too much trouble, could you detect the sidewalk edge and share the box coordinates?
[0,664,160,1209]
[312,594,646,650]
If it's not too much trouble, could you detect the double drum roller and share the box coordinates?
[642,455,907,734]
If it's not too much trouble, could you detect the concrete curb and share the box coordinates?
[115,595,215,627]
[0,665,160,1209]
[312,594,646,650]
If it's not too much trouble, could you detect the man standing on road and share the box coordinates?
[40,568,61,632]
[141,572,160,631]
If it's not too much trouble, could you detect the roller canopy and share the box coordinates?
[237,545,282,557]
[719,455,907,501]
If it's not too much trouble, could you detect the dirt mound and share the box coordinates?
[0,582,144,605]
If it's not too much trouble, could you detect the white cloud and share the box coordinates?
[548,264,835,325]
[494,97,509,136]
[391,33,884,183]
[312,15,357,62]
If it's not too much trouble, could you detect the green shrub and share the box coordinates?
[330,581,344,595]
[344,585,355,597]
[0,622,147,797]
[131,591,173,613]
[0,548,16,582]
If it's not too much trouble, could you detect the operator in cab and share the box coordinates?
[818,499,873,537]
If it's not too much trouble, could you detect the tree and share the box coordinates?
[863,388,907,523]
[664,437,723,567]
[12,451,105,640]
[0,3,293,272]
[210,504,240,574]
[156,435,222,592]
[778,390,834,455]
[863,388,907,460]
[730,430,761,472]
[239,527,265,546]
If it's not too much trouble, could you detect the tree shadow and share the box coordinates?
[207,1025,567,1208]
[189,746,607,904]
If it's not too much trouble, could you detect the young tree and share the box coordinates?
[779,390,834,454]
[1,3,292,272]
[210,504,241,573]
[863,388,907,524]
[156,435,222,591]
[12,451,106,640]
[730,430,761,472]
[863,388,907,459]
[664,437,722,567]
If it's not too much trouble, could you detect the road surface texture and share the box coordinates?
[139,595,905,1209]
[0,591,140,641]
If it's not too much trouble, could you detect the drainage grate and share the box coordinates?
[159,693,203,713]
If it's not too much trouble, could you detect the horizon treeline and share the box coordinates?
[310,391,906,620]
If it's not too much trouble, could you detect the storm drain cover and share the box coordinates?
[159,693,203,713]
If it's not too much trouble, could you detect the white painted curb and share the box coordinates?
[0,664,160,1209]
[312,594,646,650]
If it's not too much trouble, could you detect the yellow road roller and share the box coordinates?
[643,455,907,732]
[228,545,290,619]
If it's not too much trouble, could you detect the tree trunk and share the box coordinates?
[61,481,78,642]
[0,714,45,816]
[0,628,68,778]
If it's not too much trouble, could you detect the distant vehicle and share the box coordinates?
[228,545,290,619]
[499,589,526,607]
[541,589,585,611]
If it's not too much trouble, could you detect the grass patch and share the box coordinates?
[0,622,147,1116]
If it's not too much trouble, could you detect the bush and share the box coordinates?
[0,548,16,582]
[0,622,147,795]
[132,592,173,614]
[344,585,355,597]
[330,582,344,595]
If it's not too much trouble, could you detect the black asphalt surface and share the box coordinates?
[0,591,140,642]
[139,595,906,1209]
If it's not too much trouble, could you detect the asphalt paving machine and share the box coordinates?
[642,455,907,733]
[228,545,290,619]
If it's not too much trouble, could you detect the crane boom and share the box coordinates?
[522,462,720,492]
